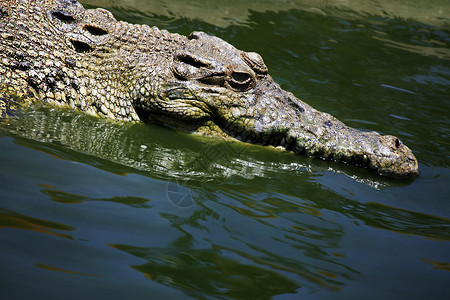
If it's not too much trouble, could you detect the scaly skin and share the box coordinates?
[0,0,419,177]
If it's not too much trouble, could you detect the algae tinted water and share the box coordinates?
[1,1,449,299]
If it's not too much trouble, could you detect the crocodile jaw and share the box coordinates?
[287,125,419,177]
[207,78,419,177]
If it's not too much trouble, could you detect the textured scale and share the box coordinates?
[0,0,188,121]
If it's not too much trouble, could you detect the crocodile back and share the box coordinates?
[0,0,188,120]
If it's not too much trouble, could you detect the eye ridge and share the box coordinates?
[176,53,208,69]
[199,73,226,86]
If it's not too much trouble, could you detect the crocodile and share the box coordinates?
[0,0,418,177]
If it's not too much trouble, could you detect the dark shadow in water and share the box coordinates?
[109,227,348,299]
[41,188,152,208]
[349,202,450,241]
[34,263,103,277]
[110,243,302,299]
[0,207,75,240]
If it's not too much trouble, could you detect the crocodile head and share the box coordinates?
[137,32,418,177]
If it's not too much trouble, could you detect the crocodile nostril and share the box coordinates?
[395,138,400,149]
[286,94,305,113]
[187,31,202,40]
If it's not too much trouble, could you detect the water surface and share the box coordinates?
[1,0,449,299]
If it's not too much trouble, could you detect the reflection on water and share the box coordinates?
[1,106,449,298]
[335,201,450,241]
[1,112,449,298]
[373,35,450,60]
[111,244,302,298]
[2,106,449,242]
[1,105,406,189]
[107,195,356,296]
[81,0,450,28]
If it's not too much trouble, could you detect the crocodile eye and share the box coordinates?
[232,72,251,83]
[228,71,253,91]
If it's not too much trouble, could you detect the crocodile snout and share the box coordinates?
[373,135,419,177]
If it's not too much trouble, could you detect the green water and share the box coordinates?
[1,1,449,299]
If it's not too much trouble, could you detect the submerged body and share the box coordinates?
[0,0,418,177]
